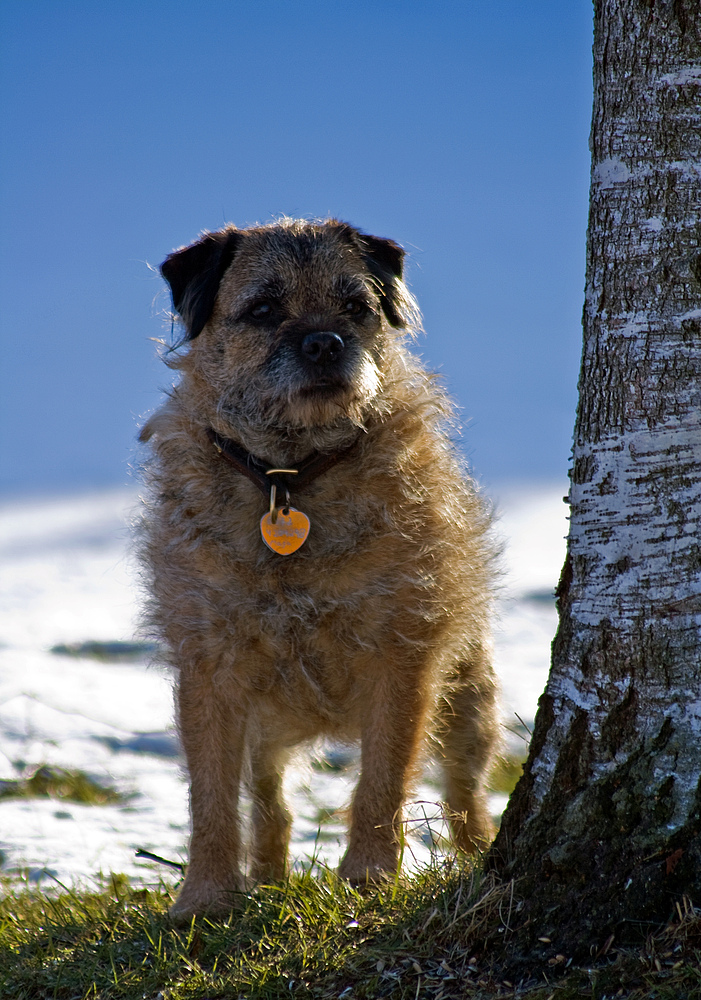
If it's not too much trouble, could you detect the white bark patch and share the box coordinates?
[659,65,701,87]
[593,157,631,189]
[569,425,701,628]
[666,160,701,182]
[529,719,572,805]
[611,312,649,338]
[677,307,701,325]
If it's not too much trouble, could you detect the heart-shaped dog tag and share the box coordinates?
[260,507,310,555]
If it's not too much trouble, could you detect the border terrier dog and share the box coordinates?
[139,218,498,919]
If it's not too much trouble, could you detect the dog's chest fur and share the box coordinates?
[141,391,480,731]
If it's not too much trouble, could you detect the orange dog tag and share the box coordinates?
[260,507,310,555]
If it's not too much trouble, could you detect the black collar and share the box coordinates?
[205,428,360,499]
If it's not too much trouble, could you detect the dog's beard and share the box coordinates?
[283,352,382,428]
[215,350,385,462]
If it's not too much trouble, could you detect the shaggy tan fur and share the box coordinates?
[139,218,499,919]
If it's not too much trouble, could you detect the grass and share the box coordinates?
[50,641,160,663]
[1,861,700,999]
[0,765,125,806]
[0,746,694,997]
[486,756,524,797]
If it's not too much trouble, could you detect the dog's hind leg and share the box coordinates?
[248,740,293,882]
[438,645,499,853]
[170,663,247,920]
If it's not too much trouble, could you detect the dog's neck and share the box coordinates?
[206,427,361,498]
[210,414,368,467]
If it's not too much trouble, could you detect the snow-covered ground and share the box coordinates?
[0,482,568,890]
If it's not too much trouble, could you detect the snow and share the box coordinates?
[0,483,567,888]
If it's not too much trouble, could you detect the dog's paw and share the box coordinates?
[168,876,245,923]
[447,803,496,855]
[337,849,397,887]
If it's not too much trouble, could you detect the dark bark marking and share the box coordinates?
[572,454,598,485]
[489,693,555,869]
[554,553,572,615]
[600,685,638,759]
[690,254,701,286]
[549,709,594,799]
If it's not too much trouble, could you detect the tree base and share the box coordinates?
[488,691,701,963]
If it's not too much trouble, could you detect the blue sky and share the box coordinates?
[0,1,593,495]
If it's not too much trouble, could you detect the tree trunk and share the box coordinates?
[490,0,701,961]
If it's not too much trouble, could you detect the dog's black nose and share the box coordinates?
[301,332,344,365]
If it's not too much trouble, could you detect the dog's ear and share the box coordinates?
[161,229,241,340]
[357,233,406,328]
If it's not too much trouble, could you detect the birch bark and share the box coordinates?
[490,0,701,958]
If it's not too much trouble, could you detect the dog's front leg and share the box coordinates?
[338,677,427,884]
[170,665,246,920]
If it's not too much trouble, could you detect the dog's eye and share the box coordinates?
[242,300,280,325]
[249,302,272,319]
[344,300,366,317]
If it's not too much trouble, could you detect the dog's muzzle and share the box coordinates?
[301,331,345,366]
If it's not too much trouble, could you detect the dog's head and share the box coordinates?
[160,219,417,437]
